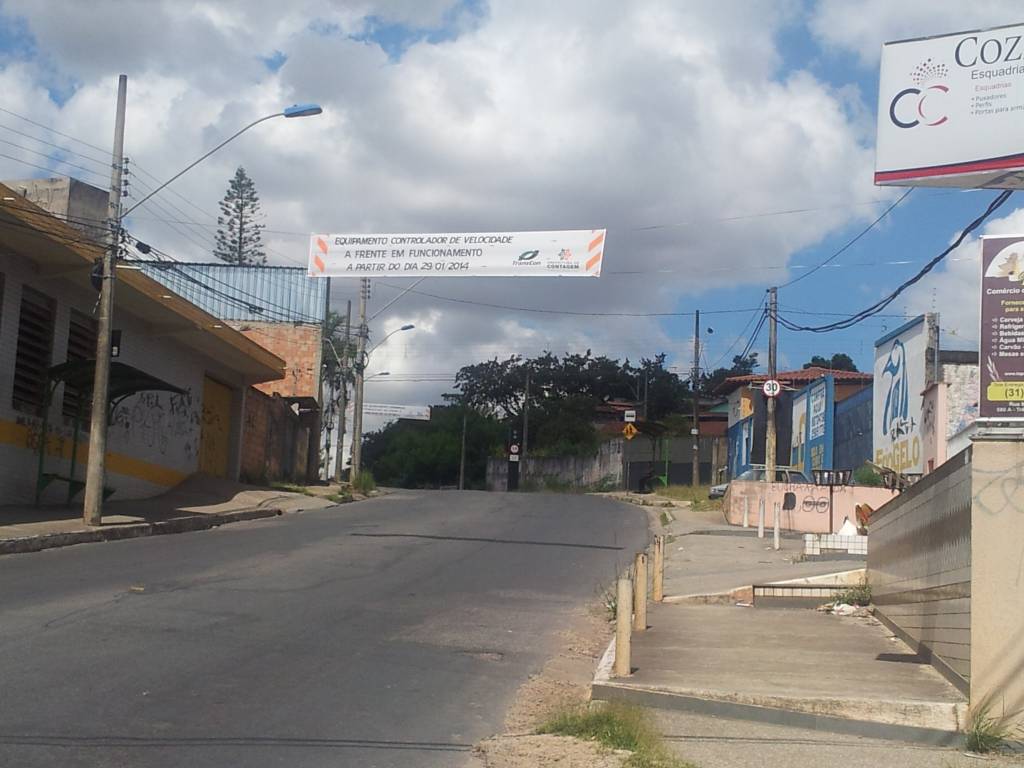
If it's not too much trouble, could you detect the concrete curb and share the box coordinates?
[0,507,283,556]
[590,630,965,747]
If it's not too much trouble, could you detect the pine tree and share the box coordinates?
[214,166,266,264]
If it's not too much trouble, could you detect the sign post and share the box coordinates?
[507,430,521,492]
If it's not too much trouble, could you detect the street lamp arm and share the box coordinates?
[366,324,415,358]
[122,113,284,219]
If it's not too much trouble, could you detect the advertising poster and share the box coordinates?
[979,235,1024,421]
[873,315,936,473]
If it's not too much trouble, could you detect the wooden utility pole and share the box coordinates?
[692,309,701,487]
[83,74,127,526]
[765,288,778,485]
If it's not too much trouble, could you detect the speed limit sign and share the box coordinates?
[762,379,782,398]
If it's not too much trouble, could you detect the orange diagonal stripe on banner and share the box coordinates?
[586,252,602,271]
[588,232,605,251]
[316,237,329,254]
[314,254,326,272]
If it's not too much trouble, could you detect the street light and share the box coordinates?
[82,82,322,526]
[351,324,415,480]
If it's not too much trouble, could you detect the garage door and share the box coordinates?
[199,376,233,478]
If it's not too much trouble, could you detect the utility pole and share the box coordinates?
[642,368,649,420]
[350,278,369,479]
[765,288,778,485]
[522,366,530,461]
[459,406,468,490]
[333,300,351,483]
[319,276,332,480]
[83,74,127,527]
[692,309,701,487]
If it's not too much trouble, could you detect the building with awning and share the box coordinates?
[0,181,286,504]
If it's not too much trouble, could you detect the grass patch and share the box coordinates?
[539,702,694,767]
[269,481,316,497]
[659,510,672,527]
[966,701,1023,754]
[351,470,376,494]
[655,484,721,512]
[327,492,354,504]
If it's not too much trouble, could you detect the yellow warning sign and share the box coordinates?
[622,423,638,440]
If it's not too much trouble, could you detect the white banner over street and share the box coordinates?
[308,229,605,278]
[346,403,431,421]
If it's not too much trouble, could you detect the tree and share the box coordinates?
[214,166,266,264]
[700,352,759,395]
[804,353,858,372]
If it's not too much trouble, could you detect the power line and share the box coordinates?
[777,189,1014,333]
[0,106,110,157]
[778,188,913,289]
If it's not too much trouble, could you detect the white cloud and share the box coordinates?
[0,0,902,411]
[809,0,1023,65]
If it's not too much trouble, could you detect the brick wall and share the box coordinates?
[235,322,321,400]
[240,387,310,484]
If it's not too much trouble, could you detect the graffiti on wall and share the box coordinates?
[111,389,200,463]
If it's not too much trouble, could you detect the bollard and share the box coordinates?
[615,577,633,677]
[633,552,647,632]
[652,535,665,603]
[757,497,765,539]
[773,502,781,550]
[743,496,750,528]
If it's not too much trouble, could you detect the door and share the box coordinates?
[199,376,233,478]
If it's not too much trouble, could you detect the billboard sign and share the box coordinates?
[355,403,431,421]
[308,230,605,278]
[980,235,1024,421]
[791,376,834,477]
[876,22,1024,188]
[873,315,937,473]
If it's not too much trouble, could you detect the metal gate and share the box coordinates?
[199,376,232,478]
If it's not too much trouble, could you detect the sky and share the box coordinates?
[1,0,1023,432]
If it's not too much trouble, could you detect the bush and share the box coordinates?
[852,464,884,487]
[834,579,872,606]
[966,701,1023,753]
[352,470,376,494]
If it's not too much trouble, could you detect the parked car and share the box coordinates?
[709,466,812,499]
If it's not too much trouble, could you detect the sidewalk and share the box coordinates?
[0,474,343,555]
[593,499,971,748]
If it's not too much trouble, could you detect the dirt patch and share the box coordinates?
[473,734,627,767]
[467,603,620,767]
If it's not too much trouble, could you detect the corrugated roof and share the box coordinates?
[715,366,872,395]
[140,262,326,324]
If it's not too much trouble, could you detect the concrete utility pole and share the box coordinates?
[83,74,127,527]
[459,407,467,490]
[333,300,351,483]
[319,277,332,480]
[522,366,530,461]
[350,278,369,479]
[692,309,701,487]
[765,287,778,485]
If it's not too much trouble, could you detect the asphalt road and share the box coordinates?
[0,490,647,767]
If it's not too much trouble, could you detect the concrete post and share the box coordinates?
[773,501,781,550]
[652,535,665,603]
[757,497,765,538]
[743,496,750,528]
[615,577,632,677]
[970,437,1024,721]
[633,552,647,632]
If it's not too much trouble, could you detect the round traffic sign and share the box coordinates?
[762,379,782,398]
[510,444,520,454]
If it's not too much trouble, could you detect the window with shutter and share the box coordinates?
[13,286,56,414]
[62,309,97,420]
